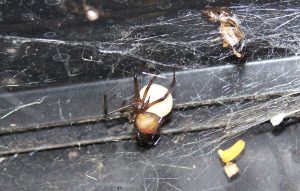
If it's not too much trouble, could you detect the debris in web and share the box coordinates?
[203,7,245,57]
[65,0,110,22]
[218,139,245,163]
[0,96,47,119]
[270,108,300,126]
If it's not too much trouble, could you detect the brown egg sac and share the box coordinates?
[135,112,161,134]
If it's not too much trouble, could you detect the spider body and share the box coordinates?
[104,71,175,146]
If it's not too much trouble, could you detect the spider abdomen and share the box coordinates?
[135,112,161,134]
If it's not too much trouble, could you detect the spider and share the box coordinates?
[104,71,175,146]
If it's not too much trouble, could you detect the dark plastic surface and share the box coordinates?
[0,122,300,191]
[1,0,300,190]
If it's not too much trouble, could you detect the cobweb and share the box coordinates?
[87,1,300,148]
[1,0,300,155]
[77,1,300,71]
[2,1,300,190]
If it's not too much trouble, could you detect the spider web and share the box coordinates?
[2,0,300,190]
[85,0,300,147]
[1,0,300,155]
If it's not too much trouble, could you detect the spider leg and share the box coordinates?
[134,74,141,101]
[105,105,133,115]
[104,83,132,115]
[141,75,157,104]
[153,136,162,146]
[144,71,175,110]
[83,0,87,7]
[142,96,151,109]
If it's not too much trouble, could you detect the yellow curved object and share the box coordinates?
[218,140,245,163]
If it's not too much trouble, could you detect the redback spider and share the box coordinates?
[104,71,175,146]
